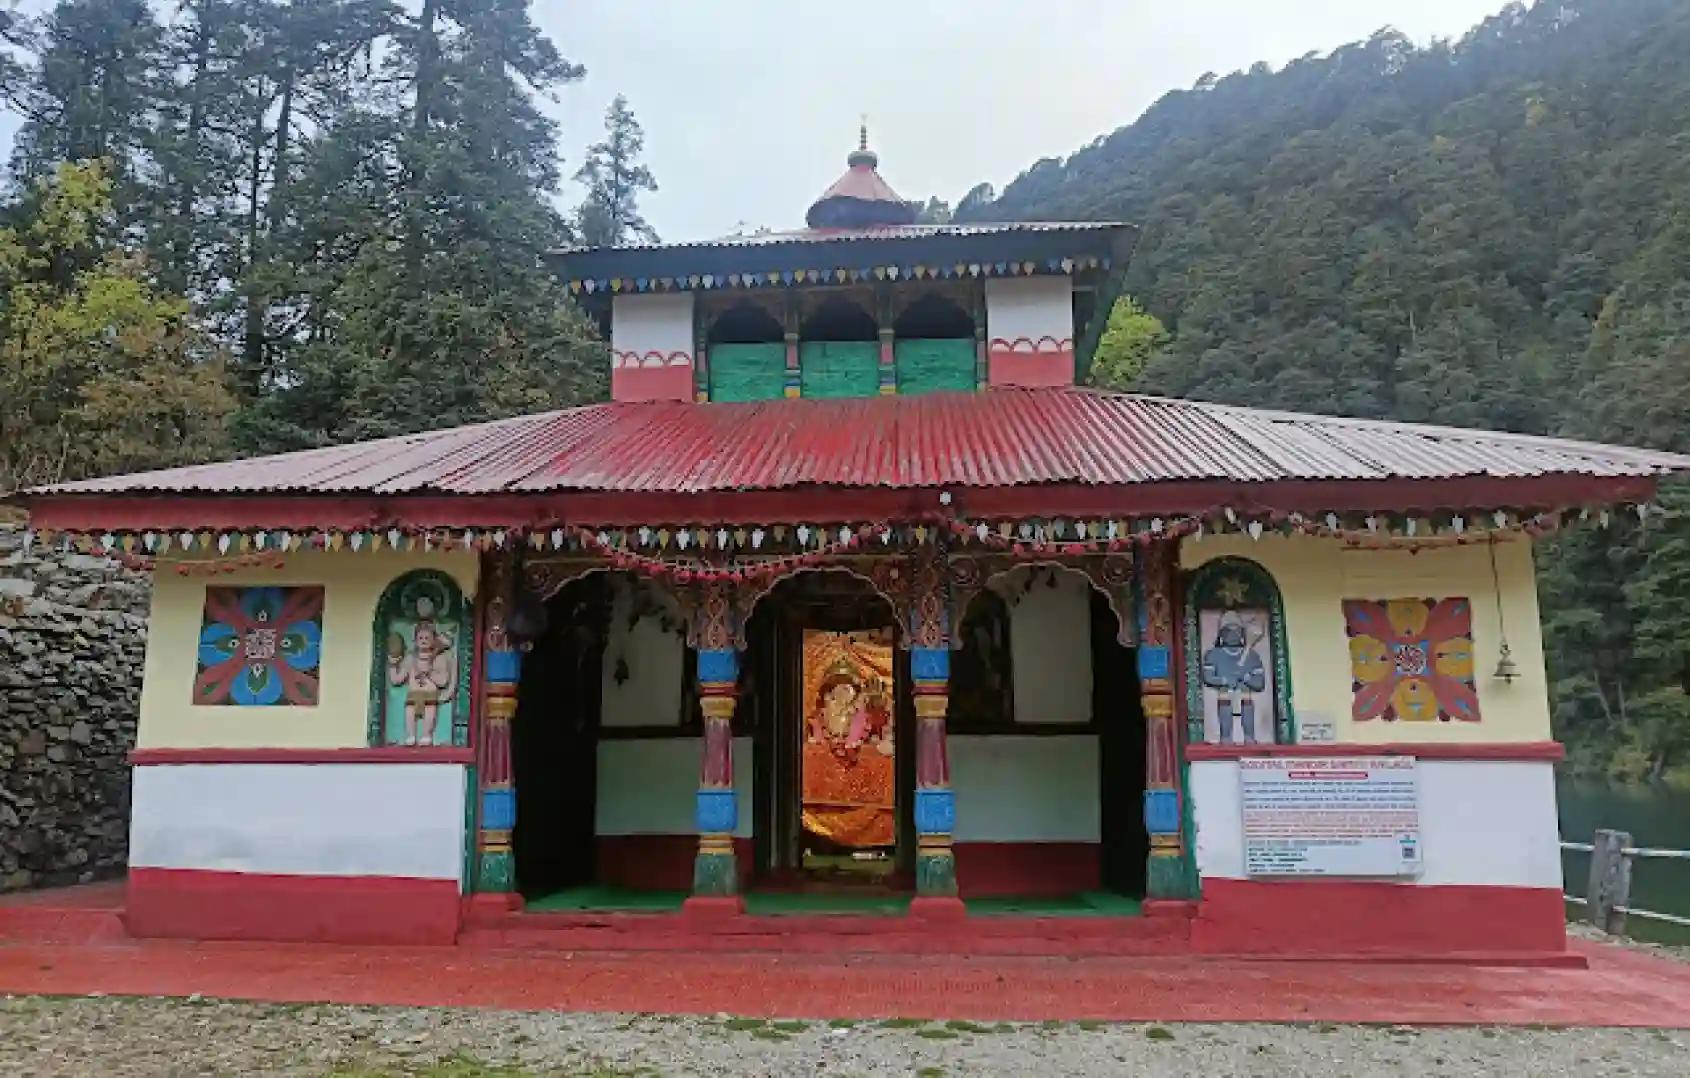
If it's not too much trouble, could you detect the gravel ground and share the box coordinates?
[1,996,1687,1077]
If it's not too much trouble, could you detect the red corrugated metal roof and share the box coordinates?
[32,389,1690,499]
[558,221,1122,254]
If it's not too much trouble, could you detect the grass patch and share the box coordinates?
[914,1028,961,1041]
[916,1069,945,1078]
[751,1028,791,1042]
[769,1020,808,1033]
[722,1017,767,1032]
[1077,1019,1106,1032]
[827,1018,858,1029]
[879,1017,926,1029]
[943,1019,991,1034]
[1144,1025,1176,1041]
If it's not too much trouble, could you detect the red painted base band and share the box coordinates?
[987,346,1074,388]
[1184,741,1565,762]
[125,868,461,945]
[595,835,754,891]
[611,364,694,403]
[1191,878,1567,955]
[954,842,1100,896]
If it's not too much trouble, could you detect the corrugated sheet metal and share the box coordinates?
[34,388,1690,497]
[557,221,1122,255]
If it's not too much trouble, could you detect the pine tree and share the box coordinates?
[574,94,657,246]
[6,0,164,222]
[238,0,605,449]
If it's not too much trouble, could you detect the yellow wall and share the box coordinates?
[1180,533,1550,744]
[138,549,479,749]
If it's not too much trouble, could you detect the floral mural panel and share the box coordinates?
[194,586,325,706]
[1344,598,1479,723]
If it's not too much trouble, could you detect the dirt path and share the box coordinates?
[2,995,1687,1077]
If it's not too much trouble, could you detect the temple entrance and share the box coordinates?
[744,570,911,888]
[798,628,898,879]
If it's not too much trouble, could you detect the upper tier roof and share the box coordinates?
[805,135,917,228]
[24,389,1687,518]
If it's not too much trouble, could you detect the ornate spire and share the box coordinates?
[807,122,915,229]
[848,117,877,169]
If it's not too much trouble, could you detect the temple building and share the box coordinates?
[15,137,1690,958]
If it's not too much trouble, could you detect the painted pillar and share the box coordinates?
[1136,539,1192,900]
[877,327,896,395]
[908,548,958,901]
[475,554,519,897]
[691,581,741,899]
[782,330,801,399]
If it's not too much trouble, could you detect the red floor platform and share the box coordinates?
[2,882,1690,1025]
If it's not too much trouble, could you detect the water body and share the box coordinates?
[1558,780,1690,945]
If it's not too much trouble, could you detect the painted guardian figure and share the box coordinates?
[387,594,459,746]
[1201,610,1267,744]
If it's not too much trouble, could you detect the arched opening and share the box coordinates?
[893,292,978,394]
[707,300,785,402]
[512,571,693,899]
[799,296,878,342]
[799,296,881,398]
[707,300,782,344]
[948,563,1145,901]
[741,568,907,885]
[893,292,974,340]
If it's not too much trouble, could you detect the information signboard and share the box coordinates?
[1239,756,1421,877]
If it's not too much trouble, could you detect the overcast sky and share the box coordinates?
[1,0,1514,240]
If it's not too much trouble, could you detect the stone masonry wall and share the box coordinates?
[0,523,147,891]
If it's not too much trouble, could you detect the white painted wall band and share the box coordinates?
[130,763,468,882]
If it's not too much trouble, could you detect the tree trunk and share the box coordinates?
[403,0,442,286]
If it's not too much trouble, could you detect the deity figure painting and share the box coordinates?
[800,630,896,850]
[1198,606,1272,744]
[809,658,894,759]
[195,586,324,706]
[375,572,469,746]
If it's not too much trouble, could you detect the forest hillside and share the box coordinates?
[959,0,1690,781]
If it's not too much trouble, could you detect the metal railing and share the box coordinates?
[1561,828,1690,934]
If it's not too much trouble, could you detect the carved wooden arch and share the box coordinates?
[521,558,687,644]
[1181,555,1295,745]
[731,560,906,650]
[946,552,1136,650]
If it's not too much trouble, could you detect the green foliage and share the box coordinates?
[1087,296,1168,390]
[3,0,610,463]
[0,161,234,494]
[961,0,1690,780]
[575,94,657,247]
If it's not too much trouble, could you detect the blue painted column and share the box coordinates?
[912,645,957,897]
[1136,540,1192,900]
[907,547,958,901]
[693,646,740,897]
[475,555,519,895]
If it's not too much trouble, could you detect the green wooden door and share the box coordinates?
[895,338,976,395]
[709,343,786,402]
[799,341,881,399]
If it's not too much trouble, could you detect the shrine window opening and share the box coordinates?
[707,300,785,402]
[1182,557,1295,746]
[798,295,879,398]
[368,569,472,748]
[894,292,977,394]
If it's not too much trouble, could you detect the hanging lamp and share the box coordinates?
[1488,536,1519,683]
